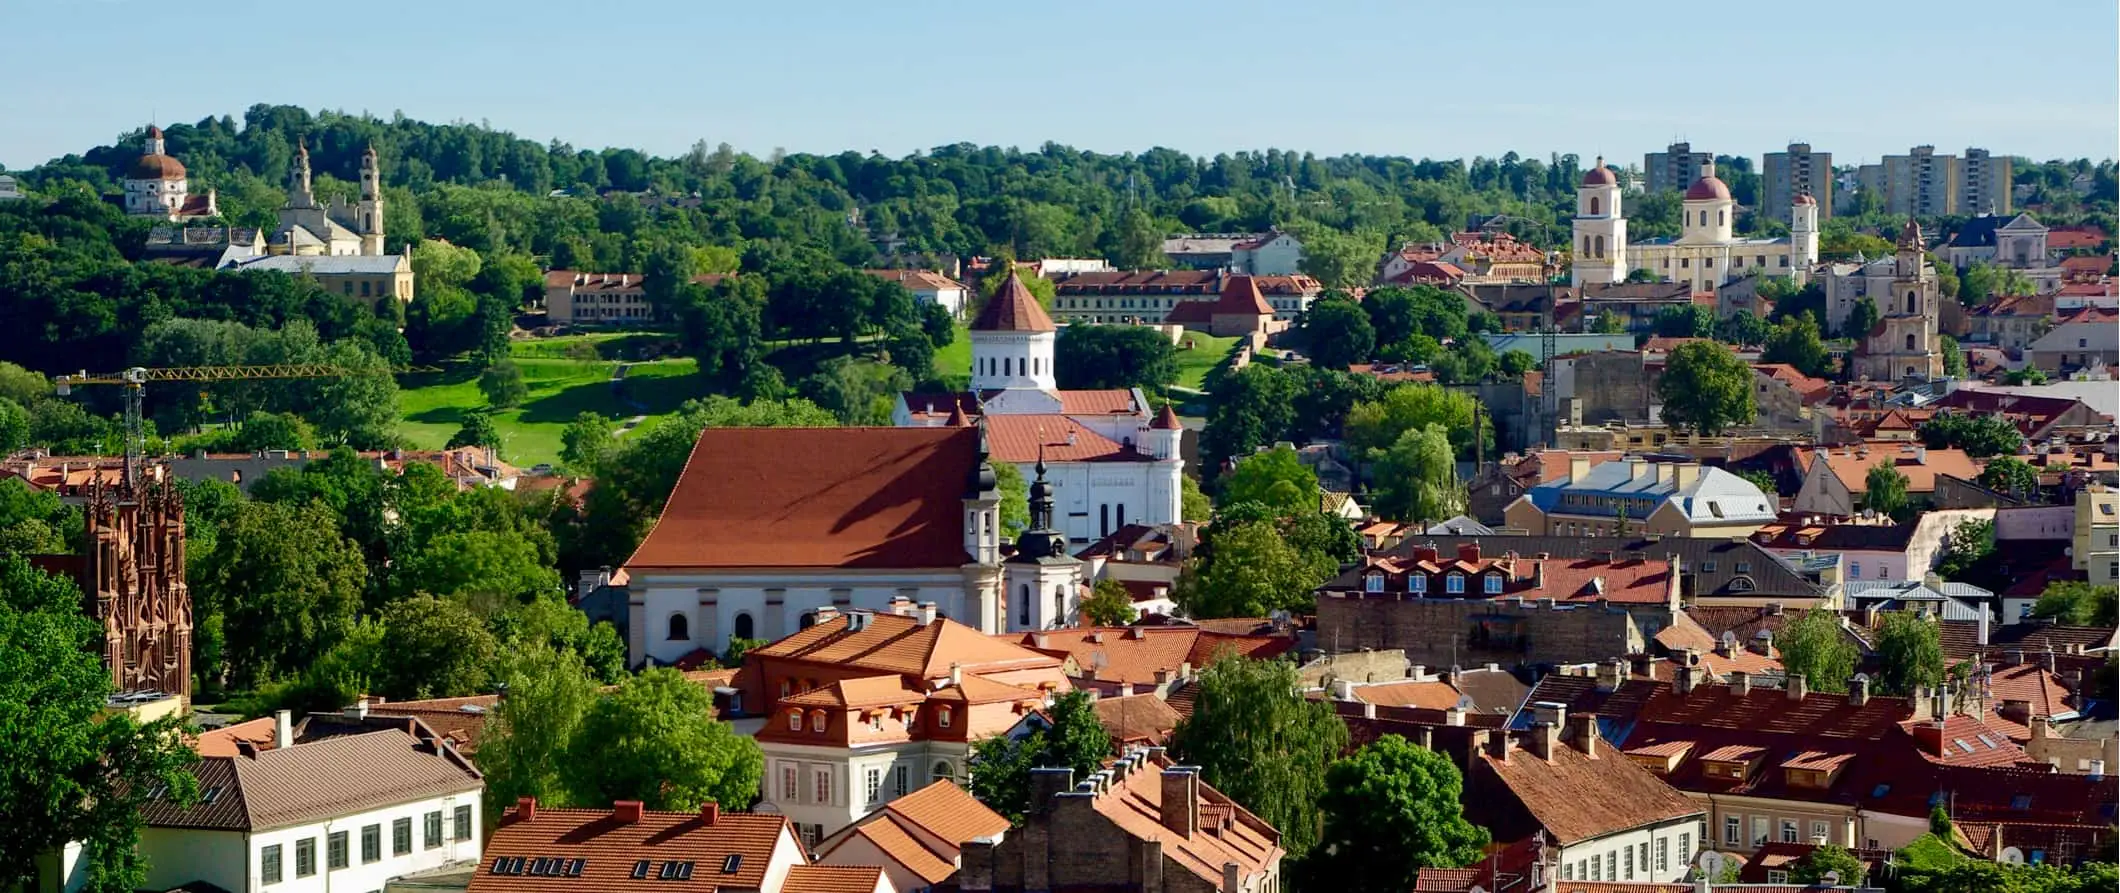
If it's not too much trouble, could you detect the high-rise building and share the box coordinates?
[1763,143,1834,223]
[1643,142,1713,194]
[1865,146,2011,218]
[1960,148,2014,217]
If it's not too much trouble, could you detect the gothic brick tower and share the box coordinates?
[83,476,191,699]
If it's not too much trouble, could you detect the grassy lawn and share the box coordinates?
[1171,333,1240,390]
[932,322,972,388]
[397,344,704,468]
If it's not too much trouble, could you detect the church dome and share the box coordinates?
[1581,157,1617,186]
[1684,174,1731,202]
[130,153,186,181]
[1793,192,1817,206]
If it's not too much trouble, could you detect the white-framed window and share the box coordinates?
[1679,832,1691,866]
[1484,575,1503,594]
[1447,574,1465,594]
[866,768,882,804]
[1812,820,1830,843]
[1657,836,1669,871]
[1768,870,1790,884]
[787,710,801,731]
[1752,816,1769,846]
[1781,819,1798,843]
[780,765,798,801]
[1724,816,1741,845]
[938,707,952,728]
[1624,844,1635,879]
[810,711,826,733]
[1411,576,1427,594]
[812,767,832,805]
[1364,573,1384,593]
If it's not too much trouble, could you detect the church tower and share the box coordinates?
[969,270,1058,392]
[356,145,386,256]
[1003,458,1083,632]
[83,477,192,699]
[1140,404,1186,531]
[1858,218,1942,381]
[1790,193,1819,284]
[288,138,317,210]
[1571,156,1627,286]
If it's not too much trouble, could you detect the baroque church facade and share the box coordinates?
[270,140,387,256]
[1573,158,1818,291]
[1850,220,1944,381]
[121,126,217,221]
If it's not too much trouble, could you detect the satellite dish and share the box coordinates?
[1697,851,1727,878]
[1456,694,1478,710]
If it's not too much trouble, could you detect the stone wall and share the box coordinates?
[1316,594,1645,669]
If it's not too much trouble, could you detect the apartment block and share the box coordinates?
[1643,142,1713,195]
[1763,143,1834,223]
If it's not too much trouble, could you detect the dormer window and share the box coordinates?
[1411,576,1428,594]
[1484,575,1504,595]
[1364,573,1385,593]
[938,707,953,729]
[786,710,802,731]
[1447,574,1465,594]
[810,711,826,732]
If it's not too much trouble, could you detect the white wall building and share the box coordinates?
[122,125,217,221]
[1575,161,1818,293]
[1230,231,1304,276]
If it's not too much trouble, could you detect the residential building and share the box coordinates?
[2027,307,2120,374]
[221,254,414,308]
[470,799,822,893]
[620,426,1017,662]
[541,271,730,326]
[1573,161,1817,292]
[1504,459,1778,539]
[115,718,482,893]
[1160,234,1246,270]
[121,125,218,220]
[1159,232,1303,276]
[1471,717,1706,885]
[1365,534,1825,605]
[1073,523,1195,618]
[1573,283,1698,333]
[1763,144,1835,224]
[1960,148,2014,217]
[2074,483,2119,586]
[744,610,1072,841]
[270,140,386,256]
[1049,271,1321,326]
[1792,444,1981,516]
[895,273,1186,547]
[1386,232,1552,286]
[1643,142,1714,195]
[1844,579,1998,623]
[1878,146,1960,217]
[992,625,1291,697]
[958,747,1286,893]
[814,780,1010,892]
[1943,213,2051,270]
[1966,293,2056,352]
[0,174,21,201]
[1092,693,1185,749]
[1466,450,1624,526]
[865,269,970,318]
[1315,542,1682,669]
[1546,351,1654,427]
[1750,508,1996,586]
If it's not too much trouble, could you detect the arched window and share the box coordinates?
[787,710,802,731]
[798,612,817,630]
[1717,210,1726,226]
[1053,585,1067,625]
[810,710,826,732]
[1589,196,1601,216]
[667,613,690,641]
[1594,235,1605,258]
[1700,211,1709,226]
[938,707,953,729]
[733,612,754,640]
[1906,291,1919,314]
[1018,584,1030,626]
[1906,334,1917,351]
[933,761,954,782]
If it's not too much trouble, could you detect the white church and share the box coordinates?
[892,271,1186,546]
[1573,157,1818,292]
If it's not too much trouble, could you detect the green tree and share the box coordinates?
[1934,519,1997,582]
[1714,309,1770,347]
[1736,468,1781,498]
[2029,582,2118,626]
[1977,457,2041,500]
[978,269,1057,310]
[1792,844,1867,886]
[1054,325,1180,390]
[1295,227,1383,291]
[1176,520,1314,619]
[1170,656,1347,858]
[1653,304,1716,338]
[1775,609,1857,695]
[1657,340,1757,436]
[1496,349,1537,378]
[993,460,1031,538]
[373,596,498,700]
[1180,474,1212,523]
[563,668,764,811]
[1299,296,1377,370]
[1940,335,1967,378]
[721,637,767,668]
[968,690,1112,824]
[447,408,502,452]
[193,500,367,688]
[1874,611,1945,696]
[1218,445,1320,518]
[559,411,616,473]
[0,361,48,406]
[0,557,200,893]
[1918,413,2025,459]
[478,360,529,409]
[1844,297,1881,339]
[1315,734,1489,892]
[1342,383,1484,460]
[1762,313,1831,377]
[476,644,600,826]
[0,397,27,452]
[1865,461,1912,520]
[1081,578,1138,626]
[1201,365,1301,473]
[1368,424,1462,524]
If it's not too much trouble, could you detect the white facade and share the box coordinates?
[631,570,999,662]
[1576,163,1819,293]
[1572,162,1628,287]
[139,792,481,893]
[762,742,972,846]
[1555,817,1704,885]
[969,331,1057,392]
[1232,233,1304,276]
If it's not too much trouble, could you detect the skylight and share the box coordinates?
[722,855,743,874]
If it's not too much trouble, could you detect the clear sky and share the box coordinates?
[3,0,2114,170]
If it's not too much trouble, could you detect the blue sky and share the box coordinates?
[3,0,2114,170]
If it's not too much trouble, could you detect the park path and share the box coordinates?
[609,363,649,436]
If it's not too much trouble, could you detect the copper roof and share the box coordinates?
[970,271,1056,332]
[625,427,979,571]
[1685,174,1732,201]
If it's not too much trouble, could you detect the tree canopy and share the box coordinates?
[968,690,1111,824]
[1170,656,1347,858]
[1657,340,1757,436]
[1314,734,1489,892]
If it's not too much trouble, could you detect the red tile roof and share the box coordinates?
[1478,732,1704,846]
[2047,226,2108,250]
[1057,389,1142,415]
[781,865,882,893]
[754,612,1061,681]
[1092,694,1182,746]
[981,414,1152,463]
[998,626,1290,685]
[625,427,979,570]
[1081,752,1284,886]
[473,802,798,893]
[970,272,1056,333]
[863,268,962,292]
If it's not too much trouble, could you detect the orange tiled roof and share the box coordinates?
[473,803,795,893]
[1056,390,1142,415]
[755,613,1060,680]
[971,272,1056,333]
[1085,754,1283,886]
[999,626,1291,685]
[823,813,956,884]
[781,865,882,893]
[1479,732,1704,846]
[1092,693,1182,745]
[981,414,1150,464]
[194,718,278,757]
[882,779,1009,847]
[1348,680,1466,710]
[1809,444,1981,495]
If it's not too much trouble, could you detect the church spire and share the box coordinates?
[290,137,315,209]
[1011,448,1067,561]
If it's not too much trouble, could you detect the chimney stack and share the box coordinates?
[917,601,939,626]
[274,710,293,749]
[1596,658,1625,692]
[1567,713,1601,758]
[1160,769,1200,837]
[1729,671,1751,696]
[1222,862,1242,893]
[344,697,370,720]
[1531,700,1568,729]
[1786,673,1808,701]
[1445,705,1467,726]
[1487,729,1513,763]
[1333,679,1357,701]
[613,801,644,824]
[1529,722,1559,762]
[516,797,537,822]
[701,801,719,825]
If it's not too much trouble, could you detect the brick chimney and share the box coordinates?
[1487,729,1513,763]
[701,801,719,826]
[1566,713,1601,758]
[1786,673,1808,701]
[516,797,537,822]
[1458,542,1482,564]
[1849,674,1871,706]
[1528,721,1560,762]
[1596,658,1625,692]
[613,801,644,824]
[1160,768,1199,837]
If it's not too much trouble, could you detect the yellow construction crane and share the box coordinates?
[54,363,435,485]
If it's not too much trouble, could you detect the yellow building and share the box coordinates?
[2075,483,2118,586]
[221,254,414,308]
